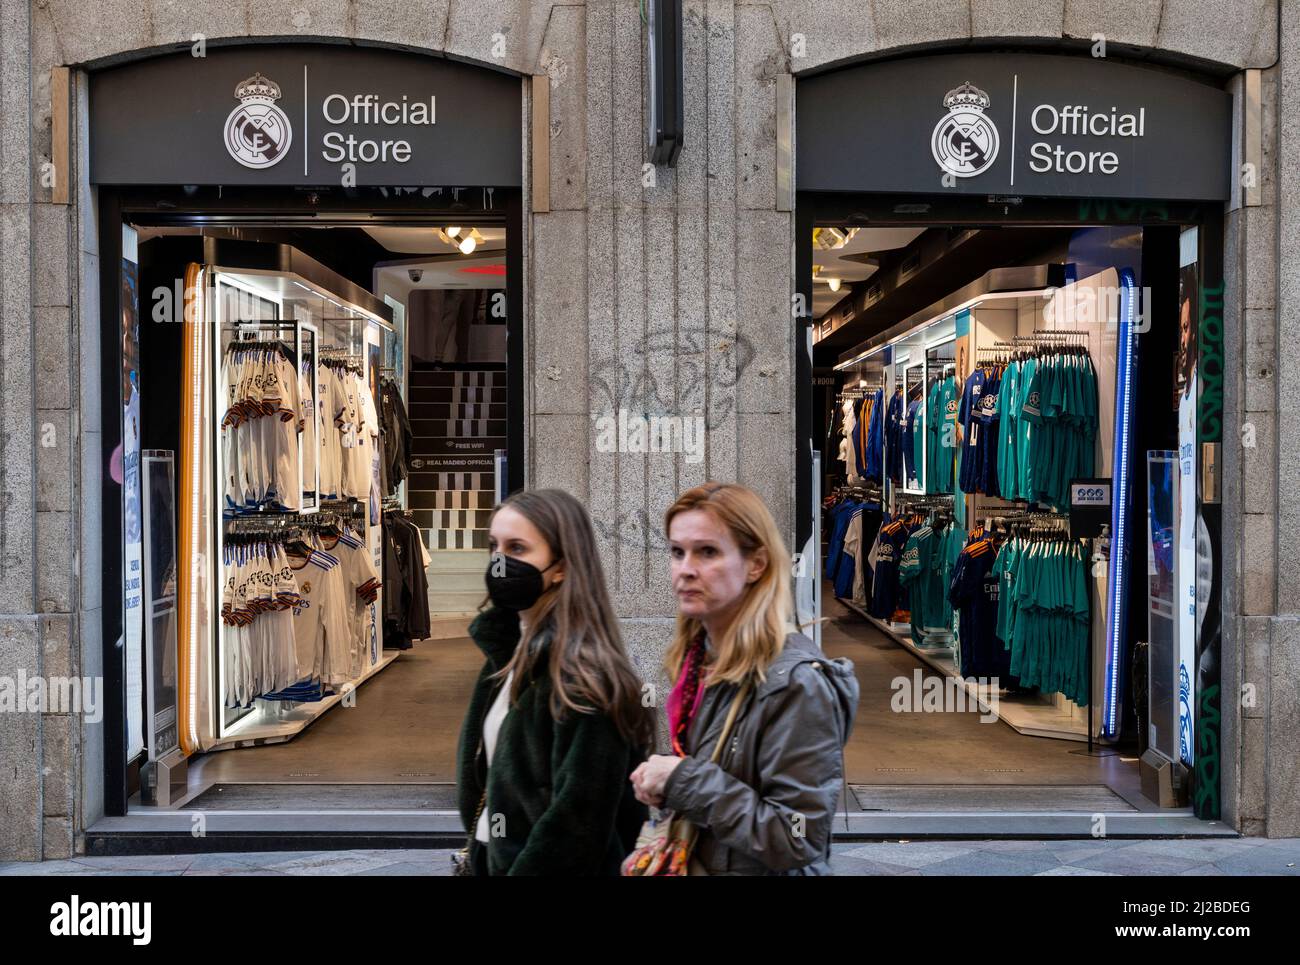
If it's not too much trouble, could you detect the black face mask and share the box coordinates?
[485,553,561,611]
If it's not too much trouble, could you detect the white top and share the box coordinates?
[475,670,515,843]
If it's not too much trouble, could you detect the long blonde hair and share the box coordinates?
[664,483,794,686]
[491,489,655,750]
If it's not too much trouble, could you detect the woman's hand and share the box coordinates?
[630,755,684,808]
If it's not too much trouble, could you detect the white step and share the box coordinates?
[426,549,491,573]
[421,613,476,640]
[429,589,487,612]
[427,570,487,592]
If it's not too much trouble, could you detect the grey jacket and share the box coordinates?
[661,631,859,875]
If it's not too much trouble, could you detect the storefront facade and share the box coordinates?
[0,1,1294,860]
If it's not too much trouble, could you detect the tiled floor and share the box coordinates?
[3,838,1298,876]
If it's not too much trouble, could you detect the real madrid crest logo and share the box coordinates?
[224,72,292,170]
[931,81,999,179]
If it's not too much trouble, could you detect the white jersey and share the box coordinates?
[266,353,301,511]
[338,370,367,500]
[317,364,348,500]
[355,375,381,512]
[289,542,353,689]
[333,528,381,675]
[300,366,317,496]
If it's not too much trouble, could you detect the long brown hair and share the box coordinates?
[491,489,654,750]
[664,483,794,686]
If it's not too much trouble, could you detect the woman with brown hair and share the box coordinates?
[630,482,859,875]
[456,488,654,875]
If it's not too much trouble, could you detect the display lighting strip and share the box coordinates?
[291,278,392,331]
[1103,267,1138,739]
[179,265,205,755]
[833,289,1050,371]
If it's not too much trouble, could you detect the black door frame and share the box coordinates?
[98,185,525,817]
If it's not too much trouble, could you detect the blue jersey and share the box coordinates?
[903,399,923,488]
[869,520,911,620]
[885,390,905,484]
[948,535,1014,682]
[957,368,987,493]
[974,368,1001,495]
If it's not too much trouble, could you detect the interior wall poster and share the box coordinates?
[120,224,144,761]
[1192,226,1224,821]
[1175,231,1199,768]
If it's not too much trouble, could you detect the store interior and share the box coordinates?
[127,218,505,810]
[814,221,1200,813]
[124,212,1203,817]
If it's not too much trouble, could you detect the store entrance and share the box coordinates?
[105,187,521,817]
[802,206,1220,824]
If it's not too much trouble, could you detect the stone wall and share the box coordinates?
[0,0,1289,860]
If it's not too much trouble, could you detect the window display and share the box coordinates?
[179,263,398,750]
[822,268,1119,743]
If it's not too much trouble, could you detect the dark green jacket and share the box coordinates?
[456,606,648,875]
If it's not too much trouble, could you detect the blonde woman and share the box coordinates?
[630,482,859,875]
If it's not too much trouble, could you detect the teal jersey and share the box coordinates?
[898,526,934,643]
[1003,537,1091,706]
[925,380,941,494]
[937,524,963,631]
[928,375,957,494]
[997,361,1020,501]
[993,537,1021,647]
[911,401,926,492]
[1015,357,1038,501]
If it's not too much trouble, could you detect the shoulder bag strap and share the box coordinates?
[708,681,752,764]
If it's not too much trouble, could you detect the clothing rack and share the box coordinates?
[224,509,360,538]
[829,482,881,500]
[224,337,292,351]
[319,350,364,373]
[318,498,365,515]
[895,492,953,505]
[979,332,1090,362]
[980,509,1074,538]
[234,320,297,331]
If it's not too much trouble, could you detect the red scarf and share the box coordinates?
[667,634,708,756]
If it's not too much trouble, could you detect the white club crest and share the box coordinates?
[931,81,999,179]
[224,72,293,170]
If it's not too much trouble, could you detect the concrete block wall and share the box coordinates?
[0,0,1291,859]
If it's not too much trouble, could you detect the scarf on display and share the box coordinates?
[666,631,709,757]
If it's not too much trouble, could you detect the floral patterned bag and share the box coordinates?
[621,683,750,877]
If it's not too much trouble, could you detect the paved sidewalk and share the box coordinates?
[3,837,1299,875]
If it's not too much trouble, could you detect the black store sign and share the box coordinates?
[797,53,1230,201]
[89,45,522,187]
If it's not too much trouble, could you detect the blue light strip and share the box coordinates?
[1103,269,1138,739]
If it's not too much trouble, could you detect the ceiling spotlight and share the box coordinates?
[812,227,859,250]
[827,277,842,292]
[458,234,478,255]
[446,226,463,239]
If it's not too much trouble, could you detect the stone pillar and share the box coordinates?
[1262,0,1300,837]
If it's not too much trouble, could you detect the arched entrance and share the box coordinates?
[794,50,1232,832]
[88,42,525,847]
